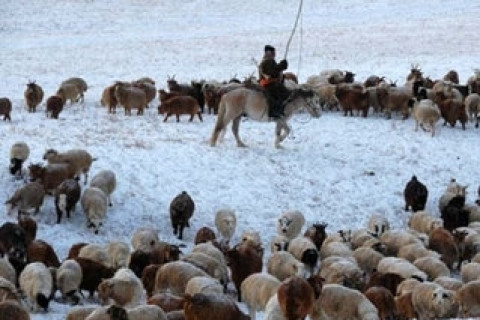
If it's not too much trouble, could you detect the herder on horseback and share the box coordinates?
[258,45,291,119]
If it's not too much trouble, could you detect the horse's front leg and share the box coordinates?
[274,119,290,148]
[232,116,247,147]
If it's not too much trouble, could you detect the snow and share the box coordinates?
[1,0,480,319]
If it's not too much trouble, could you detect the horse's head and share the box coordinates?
[295,88,322,118]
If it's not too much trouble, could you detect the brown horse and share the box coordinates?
[210,87,321,148]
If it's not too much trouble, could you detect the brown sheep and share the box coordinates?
[170,191,195,240]
[225,241,263,302]
[303,222,328,251]
[148,292,184,313]
[67,242,88,259]
[24,81,44,113]
[428,227,459,270]
[0,98,12,121]
[158,89,181,103]
[277,275,322,320]
[142,264,162,298]
[17,216,37,246]
[57,83,81,105]
[166,78,205,112]
[382,86,412,119]
[129,244,181,279]
[395,292,416,319]
[194,227,217,245]
[27,239,60,268]
[28,163,73,194]
[335,84,370,117]
[364,272,405,296]
[46,95,65,119]
[0,300,30,320]
[364,286,397,320]
[132,80,156,106]
[183,293,250,320]
[403,176,428,212]
[101,84,118,113]
[158,96,203,122]
[437,98,467,129]
[443,70,459,84]
[74,257,115,297]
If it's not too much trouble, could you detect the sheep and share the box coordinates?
[397,277,422,296]
[0,98,12,121]
[0,276,20,303]
[101,84,118,113]
[57,83,81,104]
[0,257,16,285]
[366,86,389,113]
[408,211,443,235]
[154,261,209,295]
[214,209,236,243]
[19,262,52,312]
[465,93,480,128]
[441,198,469,233]
[433,276,463,292]
[9,142,29,177]
[438,97,467,129]
[43,148,95,184]
[192,242,226,266]
[319,256,365,290]
[56,259,82,304]
[383,86,412,119]
[380,230,423,256]
[61,77,87,101]
[241,230,262,248]
[90,170,116,207]
[364,272,405,297]
[408,98,441,136]
[367,214,390,237]
[170,191,195,240]
[404,176,428,212]
[131,228,159,253]
[276,275,319,320]
[466,203,480,223]
[311,84,339,110]
[148,292,184,312]
[17,215,36,247]
[460,262,480,283]
[78,244,109,266]
[81,187,108,234]
[411,282,457,320]
[5,181,45,216]
[132,79,156,107]
[166,78,205,112]
[287,236,318,275]
[276,210,305,240]
[397,243,439,263]
[395,292,416,320]
[241,273,281,320]
[24,81,44,112]
[303,222,327,250]
[27,239,60,268]
[114,82,147,115]
[125,304,167,320]
[66,306,97,320]
[45,95,64,119]
[183,293,250,320]
[456,279,480,317]
[74,257,115,297]
[184,276,223,296]
[377,257,427,281]
[335,84,370,117]
[413,256,450,280]
[267,251,305,281]
[351,228,376,249]
[194,227,216,245]
[319,240,353,259]
[364,286,397,320]
[98,267,143,307]
[83,307,111,320]
[0,300,30,320]
[107,241,130,269]
[443,70,459,84]
[141,264,161,298]
[28,162,72,194]
[158,96,203,122]
[226,241,263,301]
[353,246,384,274]
[428,227,459,270]
[55,178,81,224]
[322,229,352,245]
[67,242,88,259]
[310,284,379,320]
[181,251,229,286]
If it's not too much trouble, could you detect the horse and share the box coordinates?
[209,87,321,148]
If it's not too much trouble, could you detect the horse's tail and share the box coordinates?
[210,95,228,146]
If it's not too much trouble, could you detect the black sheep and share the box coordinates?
[403,176,428,212]
[169,191,195,240]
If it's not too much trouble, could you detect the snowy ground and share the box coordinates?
[1,0,480,319]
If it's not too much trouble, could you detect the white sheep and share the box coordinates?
[351,228,376,249]
[465,204,480,223]
[191,242,226,266]
[322,229,352,245]
[241,273,281,320]
[411,282,457,319]
[0,256,16,285]
[352,246,384,273]
[319,256,364,288]
[276,210,305,240]
[413,256,450,280]
[270,234,289,253]
[396,278,422,296]
[56,259,82,304]
[43,148,94,185]
[98,267,143,307]
[78,243,109,266]
[184,276,223,296]
[461,262,480,283]
[465,93,480,128]
[410,98,441,137]
[408,211,443,235]
[90,170,116,207]
[9,141,29,177]
[287,236,318,275]
[433,276,463,292]
[214,209,236,243]
[263,293,286,320]
[319,240,353,259]
[397,243,439,263]
[181,251,229,286]
[19,262,52,312]
[107,241,130,269]
[5,181,45,216]
[367,214,390,237]
[81,187,108,234]
[84,307,108,320]
[456,279,480,317]
[267,251,305,281]
[377,257,427,281]
[154,261,210,295]
[380,230,423,255]
[127,304,167,320]
[131,227,160,253]
[65,306,97,320]
[310,284,379,320]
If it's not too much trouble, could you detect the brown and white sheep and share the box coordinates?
[411,282,457,320]
[241,273,281,320]
[114,82,147,115]
[377,257,427,281]
[154,261,209,296]
[54,178,81,224]
[194,227,216,245]
[78,243,109,266]
[28,162,72,194]
[98,267,143,307]
[9,142,30,177]
[287,236,318,275]
[74,257,115,297]
[277,275,321,320]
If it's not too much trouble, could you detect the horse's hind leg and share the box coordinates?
[232,116,246,147]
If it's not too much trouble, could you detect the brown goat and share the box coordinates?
[46,95,64,119]
[364,286,397,320]
[335,84,370,117]
[17,216,37,246]
[148,292,184,312]
[428,227,459,270]
[28,163,73,194]
[158,96,203,122]
[183,293,250,320]
[194,227,217,245]
[27,239,60,268]
[277,275,322,320]
[74,257,115,297]
[24,81,44,113]
[438,98,467,129]
[0,98,12,121]
[142,264,162,298]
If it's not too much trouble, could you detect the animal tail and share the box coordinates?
[210,96,227,146]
